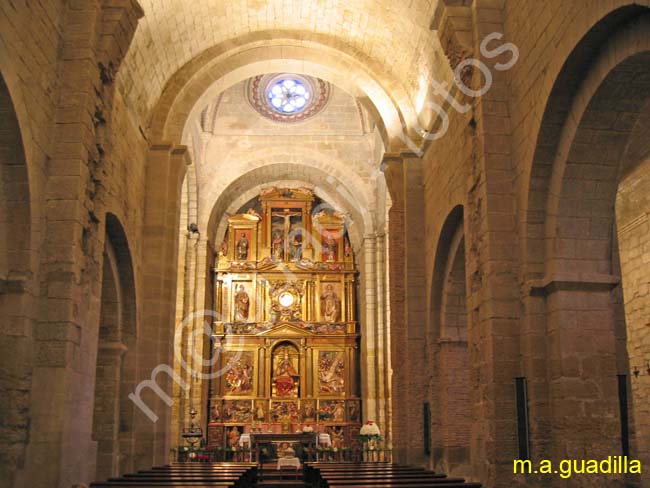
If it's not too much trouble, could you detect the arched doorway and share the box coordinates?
[93,214,138,479]
[429,206,471,478]
[0,71,33,487]
[524,8,650,482]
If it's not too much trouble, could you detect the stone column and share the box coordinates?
[94,342,128,481]
[383,153,426,464]
[134,143,188,470]
[375,231,392,447]
[533,276,622,488]
[360,234,378,424]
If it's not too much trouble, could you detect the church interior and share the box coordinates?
[1,1,649,487]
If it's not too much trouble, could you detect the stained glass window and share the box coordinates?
[266,78,312,114]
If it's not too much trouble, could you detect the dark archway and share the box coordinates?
[0,71,33,487]
[93,214,138,479]
[524,8,650,483]
[428,206,471,477]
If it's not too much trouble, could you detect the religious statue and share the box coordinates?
[321,284,341,322]
[302,401,316,421]
[225,356,253,395]
[273,349,298,397]
[255,403,266,422]
[290,233,302,261]
[271,232,284,260]
[323,233,338,261]
[219,238,228,257]
[236,233,249,260]
[332,402,345,422]
[348,402,360,422]
[234,285,250,322]
[228,426,241,448]
[328,426,345,449]
[211,403,221,422]
[318,351,345,394]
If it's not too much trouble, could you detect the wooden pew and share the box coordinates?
[306,462,481,488]
[90,462,256,488]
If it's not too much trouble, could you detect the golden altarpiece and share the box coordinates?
[207,188,361,451]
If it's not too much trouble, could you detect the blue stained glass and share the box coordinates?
[266,78,312,115]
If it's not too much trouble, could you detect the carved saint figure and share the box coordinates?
[219,238,228,257]
[236,233,249,260]
[318,351,345,394]
[321,284,341,322]
[225,357,253,395]
[290,233,302,261]
[323,233,338,261]
[272,232,284,260]
[332,402,345,422]
[255,403,266,422]
[329,426,345,449]
[303,401,316,421]
[228,426,241,448]
[211,403,221,422]
[273,350,297,397]
[234,285,250,322]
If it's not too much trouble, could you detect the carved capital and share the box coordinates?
[98,0,144,73]
[431,0,475,88]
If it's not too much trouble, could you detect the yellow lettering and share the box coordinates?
[559,460,572,479]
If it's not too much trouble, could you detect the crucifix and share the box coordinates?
[271,209,302,260]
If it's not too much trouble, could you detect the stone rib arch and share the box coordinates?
[521,9,650,479]
[522,5,650,278]
[206,163,375,253]
[0,69,36,488]
[427,205,471,478]
[92,213,139,479]
[145,33,417,149]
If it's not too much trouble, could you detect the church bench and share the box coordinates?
[327,484,482,488]
[323,477,468,485]
[116,475,243,481]
[322,474,448,480]
[90,484,233,488]
[91,463,257,488]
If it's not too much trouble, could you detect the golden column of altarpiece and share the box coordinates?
[207,188,361,451]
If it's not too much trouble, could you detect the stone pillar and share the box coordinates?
[360,234,378,424]
[533,276,622,488]
[375,231,392,447]
[383,153,426,464]
[94,342,128,481]
[134,143,188,470]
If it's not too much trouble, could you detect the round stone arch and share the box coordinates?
[522,9,650,477]
[146,32,417,149]
[522,5,650,277]
[427,205,471,478]
[214,180,368,257]
[93,213,139,479]
[202,157,377,249]
[0,67,37,488]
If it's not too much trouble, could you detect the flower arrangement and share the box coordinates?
[359,420,381,444]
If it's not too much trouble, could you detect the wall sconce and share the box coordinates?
[188,223,200,234]
[633,366,640,378]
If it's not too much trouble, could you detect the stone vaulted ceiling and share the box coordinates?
[118,0,441,124]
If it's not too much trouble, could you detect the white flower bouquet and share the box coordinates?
[359,420,381,444]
